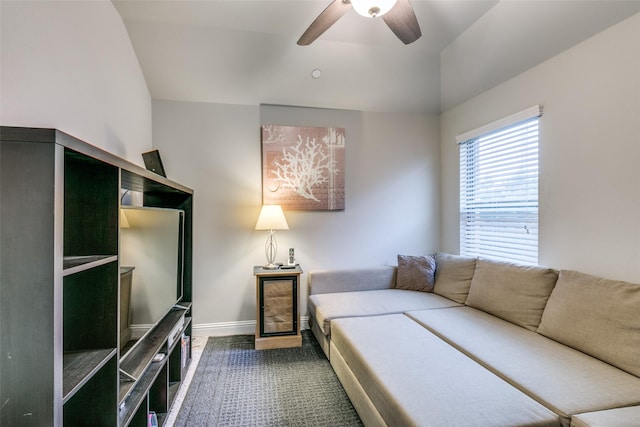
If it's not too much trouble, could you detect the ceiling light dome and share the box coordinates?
[351,0,397,18]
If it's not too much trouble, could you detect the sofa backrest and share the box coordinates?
[538,269,640,377]
[433,252,477,304]
[465,258,559,331]
[308,267,397,295]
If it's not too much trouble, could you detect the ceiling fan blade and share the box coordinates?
[383,0,421,44]
[297,0,351,46]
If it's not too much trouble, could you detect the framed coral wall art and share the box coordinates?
[261,125,345,211]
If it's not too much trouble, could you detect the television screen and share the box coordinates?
[119,206,184,358]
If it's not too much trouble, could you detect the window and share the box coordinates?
[458,106,542,264]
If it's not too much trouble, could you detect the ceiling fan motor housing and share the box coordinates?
[351,0,398,18]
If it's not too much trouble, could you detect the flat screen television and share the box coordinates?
[119,206,184,360]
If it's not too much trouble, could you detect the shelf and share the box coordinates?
[157,413,167,427]
[63,255,118,276]
[120,310,186,379]
[121,168,192,202]
[63,348,117,403]
[63,355,118,426]
[119,360,165,426]
[168,381,180,408]
[174,301,192,312]
[119,310,186,399]
[64,148,119,257]
[64,261,118,352]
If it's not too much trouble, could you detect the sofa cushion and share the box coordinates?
[465,258,558,331]
[407,307,640,425]
[538,269,640,377]
[308,289,460,336]
[308,267,396,295]
[330,314,560,427]
[395,254,436,292]
[433,252,477,303]
[571,406,640,427]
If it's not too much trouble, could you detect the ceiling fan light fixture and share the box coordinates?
[351,0,397,18]
[297,0,420,46]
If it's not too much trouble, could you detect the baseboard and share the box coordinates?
[193,316,309,337]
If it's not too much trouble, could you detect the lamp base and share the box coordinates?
[263,230,279,270]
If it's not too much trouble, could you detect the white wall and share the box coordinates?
[0,1,151,162]
[152,100,440,334]
[440,13,640,283]
[440,1,640,112]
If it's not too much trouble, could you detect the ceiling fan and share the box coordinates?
[297,0,421,46]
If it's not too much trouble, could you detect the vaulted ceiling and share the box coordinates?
[113,0,640,113]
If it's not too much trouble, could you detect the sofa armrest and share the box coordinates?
[308,267,397,295]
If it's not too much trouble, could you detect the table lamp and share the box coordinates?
[255,205,289,269]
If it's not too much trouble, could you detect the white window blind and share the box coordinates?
[459,107,541,264]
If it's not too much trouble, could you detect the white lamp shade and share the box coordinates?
[351,0,397,17]
[255,205,289,230]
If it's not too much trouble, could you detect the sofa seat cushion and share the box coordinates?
[308,289,460,337]
[406,307,640,425]
[465,258,558,331]
[538,269,640,377]
[571,406,640,427]
[330,314,560,427]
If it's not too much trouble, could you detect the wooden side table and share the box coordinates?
[253,265,303,350]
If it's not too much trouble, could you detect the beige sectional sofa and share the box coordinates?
[307,253,640,427]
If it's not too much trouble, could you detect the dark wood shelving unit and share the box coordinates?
[1,126,193,426]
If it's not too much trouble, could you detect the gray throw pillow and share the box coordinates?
[396,254,436,292]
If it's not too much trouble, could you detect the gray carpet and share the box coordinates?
[174,331,364,426]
